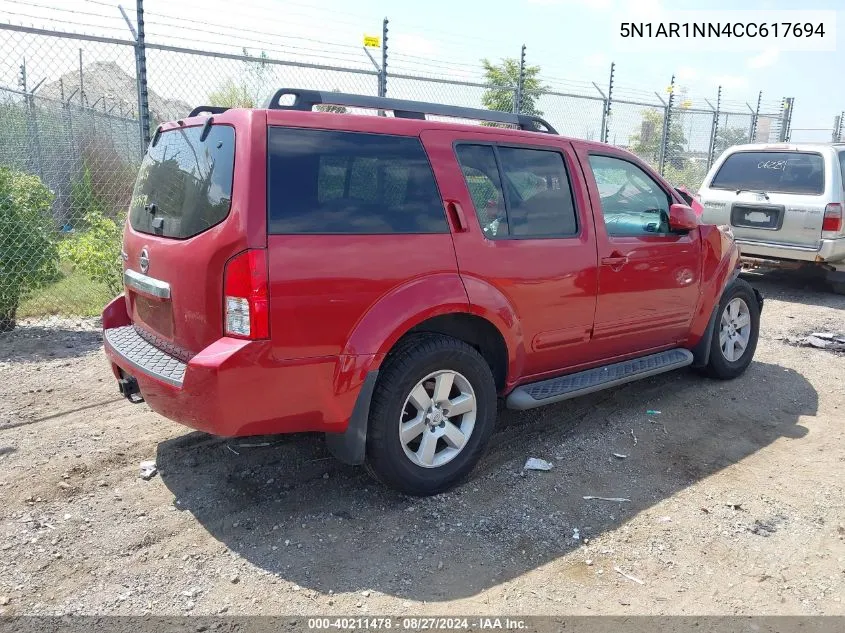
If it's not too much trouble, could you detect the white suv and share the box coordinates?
[697,143,845,293]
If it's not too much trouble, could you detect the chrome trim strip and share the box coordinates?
[124,269,171,299]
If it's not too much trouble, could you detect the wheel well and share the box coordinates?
[400,313,509,391]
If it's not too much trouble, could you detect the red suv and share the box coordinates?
[102,89,763,496]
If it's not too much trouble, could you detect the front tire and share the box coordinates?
[705,278,760,380]
[365,334,497,496]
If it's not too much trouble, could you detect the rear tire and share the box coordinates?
[705,278,760,380]
[365,334,497,496]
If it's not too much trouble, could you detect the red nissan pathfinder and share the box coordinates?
[102,89,762,496]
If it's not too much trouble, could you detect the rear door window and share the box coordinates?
[130,125,235,239]
[710,151,825,195]
[267,128,447,234]
[455,144,578,239]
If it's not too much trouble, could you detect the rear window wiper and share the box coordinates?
[735,189,770,200]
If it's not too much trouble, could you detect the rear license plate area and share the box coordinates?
[128,291,174,339]
[730,204,785,230]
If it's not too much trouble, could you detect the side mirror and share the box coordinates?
[668,203,699,232]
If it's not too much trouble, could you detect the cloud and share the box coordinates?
[746,49,780,69]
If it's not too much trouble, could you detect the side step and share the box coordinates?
[506,349,693,411]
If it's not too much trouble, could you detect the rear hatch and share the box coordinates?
[698,149,832,248]
[121,110,266,358]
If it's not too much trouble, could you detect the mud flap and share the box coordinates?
[324,370,379,466]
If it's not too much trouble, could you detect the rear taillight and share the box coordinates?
[822,203,843,235]
[224,249,269,339]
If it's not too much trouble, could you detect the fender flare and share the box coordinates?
[691,268,764,368]
[327,274,523,465]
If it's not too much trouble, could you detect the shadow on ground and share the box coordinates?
[0,325,102,363]
[158,360,814,602]
[741,269,845,310]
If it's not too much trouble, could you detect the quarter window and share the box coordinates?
[267,128,448,234]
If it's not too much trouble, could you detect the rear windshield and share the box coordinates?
[710,151,824,195]
[129,125,235,239]
[267,128,447,234]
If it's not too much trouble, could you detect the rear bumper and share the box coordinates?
[101,296,370,437]
[736,237,845,265]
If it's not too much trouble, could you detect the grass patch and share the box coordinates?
[18,268,112,318]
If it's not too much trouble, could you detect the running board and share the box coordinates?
[506,349,694,411]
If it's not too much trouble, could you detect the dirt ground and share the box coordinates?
[0,270,843,616]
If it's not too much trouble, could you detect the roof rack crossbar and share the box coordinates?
[188,105,230,117]
[262,88,558,134]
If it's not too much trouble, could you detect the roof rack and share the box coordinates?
[262,88,558,134]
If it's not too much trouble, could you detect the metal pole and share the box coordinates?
[603,61,614,144]
[135,0,152,151]
[659,75,675,175]
[78,48,84,107]
[515,44,526,114]
[707,85,721,170]
[380,17,388,97]
[784,98,794,142]
[751,90,762,142]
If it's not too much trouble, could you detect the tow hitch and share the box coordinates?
[118,375,144,403]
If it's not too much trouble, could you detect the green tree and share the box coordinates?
[713,126,750,157]
[629,109,687,167]
[481,58,548,116]
[207,49,271,108]
[207,78,256,108]
[0,168,60,331]
[58,209,124,298]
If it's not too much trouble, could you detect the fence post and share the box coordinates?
[380,17,388,97]
[658,74,675,175]
[515,44,526,114]
[134,0,151,152]
[781,97,794,142]
[603,61,614,143]
[750,90,762,142]
[706,85,721,170]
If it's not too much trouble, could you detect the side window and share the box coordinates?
[456,144,579,239]
[588,155,672,237]
[267,128,448,234]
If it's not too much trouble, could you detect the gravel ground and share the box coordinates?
[0,271,843,616]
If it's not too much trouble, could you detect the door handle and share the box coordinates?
[446,200,468,233]
[601,252,629,270]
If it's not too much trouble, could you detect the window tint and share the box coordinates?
[267,128,447,234]
[498,147,578,237]
[588,155,672,236]
[455,144,578,239]
[130,125,235,239]
[710,151,825,195]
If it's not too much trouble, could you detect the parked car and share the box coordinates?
[101,89,762,496]
[696,143,845,293]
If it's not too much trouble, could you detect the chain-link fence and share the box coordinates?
[0,14,801,323]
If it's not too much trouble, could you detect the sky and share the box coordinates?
[0,0,843,143]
